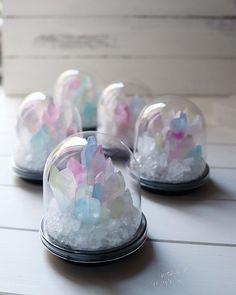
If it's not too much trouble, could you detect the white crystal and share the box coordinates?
[46,197,140,251]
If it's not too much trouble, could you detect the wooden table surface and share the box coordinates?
[0,92,236,295]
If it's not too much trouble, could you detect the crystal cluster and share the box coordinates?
[98,84,146,148]
[135,110,206,183]
[46,136,140,250]
[54,70,100,129]
[15,93,80,173]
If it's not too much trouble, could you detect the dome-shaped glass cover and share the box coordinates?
[134,96,209,190]
[42,132,146,262]
[13,92,82,179]
[54,69,101,129]
[98,82,149,148]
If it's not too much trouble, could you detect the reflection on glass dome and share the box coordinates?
[97,82,150,148]
[13,92,82,181]
[54,69,102,129]
[41,132,147,263]
[134,96,209,193]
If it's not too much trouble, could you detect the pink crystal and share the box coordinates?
[169,134,194,160]
[114,102,130,128]
[43,102,60,125]
[67,157,84,184]
[63,77,81,98]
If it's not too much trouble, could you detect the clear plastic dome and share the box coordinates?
[97,82,150,149]
[54,69,102,129]
[13,92,82,180]
[41,131,147,263]
[134,96,209,192]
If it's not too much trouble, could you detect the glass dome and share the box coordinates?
[13,92,82,181]
[97,82,150,149]
[134,96,209,193]
[54,69,102,130]
[41,131,147,263]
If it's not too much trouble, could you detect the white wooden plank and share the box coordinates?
[0,156,33,187]
[3,18,236,58]
[142,196,236,244]
[3,58,236,96]
[213,100,236,130]
[4,0,236,17]
[0,229,236,295]
[207,144,236,168]
[207,125,236,144]
[206,168,236,199]
[0,133,15,156]
[0,186,42,230]
[189,97,218,121]
[0,161,236,246]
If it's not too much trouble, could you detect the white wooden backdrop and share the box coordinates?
[2,0,236,96]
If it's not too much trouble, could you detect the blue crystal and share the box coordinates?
[92,183,104,201]
[75,197,101,224]
[81,136,97,167]
[193,145,202,159]
[30,125,51,156]
[171,112,187,133]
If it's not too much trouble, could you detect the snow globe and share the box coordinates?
[40,131,147,263]
[134,96,210,193]
[97,82,149,149]
[54,69,102,130]
[13,92,82,182]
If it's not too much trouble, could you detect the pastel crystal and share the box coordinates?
[114,102,130,128]
[30,125,52,170]
[49,166,70,211]
[87,145,106,184]
[98,88,146,148]
[14,94,81,174]
[43,102,60,125]
[75,197,101,225]
[46,135,140,250]
[55,71,99,128]
[67,157,84,184]
[135,110,206,183]
[170,112,187,140]
[58,168,77,200]
[81,136,97,168]
[92,183,104,202]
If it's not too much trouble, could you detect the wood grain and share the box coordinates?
[4,0,236,17]
[3,18,236,58]
[0,229,236,295]
[4,58,236,96]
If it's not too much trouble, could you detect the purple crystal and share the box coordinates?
[87,145,106,184]
[105,157,114,179]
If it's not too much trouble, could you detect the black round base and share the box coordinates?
[40,214,147,264]
[141,164,210,194]
[82,126,97,131]
[103,147,130,162]
[12,161,43,184]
